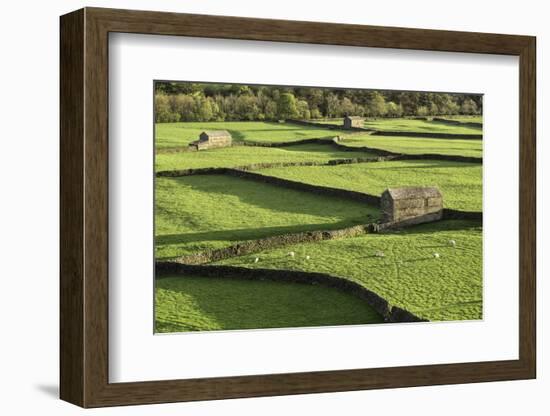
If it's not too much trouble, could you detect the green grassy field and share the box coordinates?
[155,175,379,259]
[311,118,344,124]
[318,118,481,134]
[438,116,483,124]
[360,118,481,134]
[155,115,483,331]
[259,160,482,211]
[338,134,482,158]
[155,275,383,332]
[218,220,482,322]
[155,121,344,149]
[155,143,378,171]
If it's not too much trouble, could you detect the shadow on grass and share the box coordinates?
[156,219,369,247]
[258,121,337,130]
[357,160,479,169]
[225,129,245,141]
[159,175,379,219]
[181,142,368,158]
[363,121,480,134]
[381,220,482,237]
[155,275,384,333]
[341,144,481,158]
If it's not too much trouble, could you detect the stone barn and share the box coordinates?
[189,130,232,151]
[381,187,443,226]
[343,115,364,129]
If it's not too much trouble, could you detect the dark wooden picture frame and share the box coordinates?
[60,7,536,408]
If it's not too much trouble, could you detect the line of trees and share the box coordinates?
[155,82,482,123]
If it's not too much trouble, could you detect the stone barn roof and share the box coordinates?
[383,187,441,200]
[201,130,231,138]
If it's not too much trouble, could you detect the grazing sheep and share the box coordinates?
[288,251,295,258]
[305,255,310,260]
[375,250,385,258]
[254,257,259,263]
[448,239,456,247]
[433,253,440,259]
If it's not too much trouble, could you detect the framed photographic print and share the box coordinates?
[60,7,536,408]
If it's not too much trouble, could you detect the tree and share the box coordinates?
[368,92,387,117]
[263,100,277,120]
[257,92,277,120]
[416,106,429,117]
[212,96,225,121]
[170,94,195,121]
[386,102,403,118]
[324,93,339,118]
[195,96,214,121]
[432,93,458,115]
[237,85,252,96]
[302,88,324,110]
[277,93,298,120]
[155,93,179,122]
[153,82,480,122]
[310,107,322,119]
[460,98,478,115]
[447,101,460,115]
[296,100,311,119]
[398,92,420,115]
[235,95,260,120]
[340,97,355,117]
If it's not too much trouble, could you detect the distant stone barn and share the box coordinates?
[381,187,443,226]
[189,130,232,151]
[343,115,364,129]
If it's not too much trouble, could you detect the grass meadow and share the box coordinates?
[339,134,482,157]
[259,160,482,212]
[439,116,483,123]
[154,117,483,332]
[155,175,379,259]
[156,275,383,333]
[319,117,481,134]
[155,121,345,150]
[218,220,482,322]
[155,143,378,171]
[360,118,481,134]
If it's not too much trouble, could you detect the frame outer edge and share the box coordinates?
[85,6,532,55]
[60,8,86,407]
[83,6,111,408]
[59,7,537,407]
[519,37,536,377]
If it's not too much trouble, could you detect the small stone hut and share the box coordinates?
[343,115,364,129]
[381,187,443,225]
[189,130,232,151]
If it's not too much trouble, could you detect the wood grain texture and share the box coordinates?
[88,7,532,54]
[518,38,536,376]
[59,8,85,406]
[59,7,537,408]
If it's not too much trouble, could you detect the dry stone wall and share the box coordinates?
[155,262,427,323]
[172,223,374,265]
[432,117,483,129]
[372,130,482,140]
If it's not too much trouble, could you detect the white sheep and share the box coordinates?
[448,239,456,247]
[375,250,385,258]
[288,251,295,258]
[433,253,440,259]
[305,255,311,260]
[254,257,259,263]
